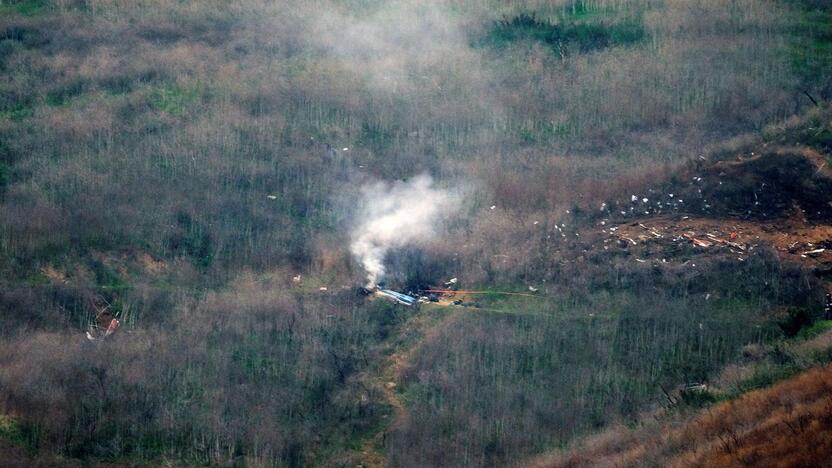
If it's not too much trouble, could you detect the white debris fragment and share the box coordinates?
[342,147,349,151]
[292,275,302,283]
[319,287,328,291]
[631,195,638,202]
[642,198,648,203]
[636,258,646,263]
[267,195,277,200]
[528,286,538,292]
[490,205,496,210]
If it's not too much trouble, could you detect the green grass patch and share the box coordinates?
[0,414,39,454]
[45,79,89,107]
[799,320,832,339]
[479,12,644,55]
[166,212,214,269]
[0,0,47,16]
[734,364,801,395]
[148,84,205,116]
[0,102,33,121]
[785,0,832,89]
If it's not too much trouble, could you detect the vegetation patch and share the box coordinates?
[787,0,832,101]
[0,102,33,121]
[148,84,205,116]
[166,212,214,269]
[0,140,19,191]
[480,11,644,56]
[45,79,89,107]
[799,319,832,339]
[0,415,38,454]
[389,291,783,466]
[0,0,830,466]
[0,0,47,16]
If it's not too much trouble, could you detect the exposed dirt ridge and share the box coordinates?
[592,142,832,292]
[527,143,832,467]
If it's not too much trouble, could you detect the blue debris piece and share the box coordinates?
[377,289,417,306]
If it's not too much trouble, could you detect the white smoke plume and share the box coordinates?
[350,174,457,287]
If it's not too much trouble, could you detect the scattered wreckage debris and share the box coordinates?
[595,146,832,225]
[86,318,120,341]
[421,288,543,309]
[365,284,544,309]
[85,297,121,341]
[684,234,713,248]
[423,289,540,298]
[803,248,826,257]
[596,214,832,285]
[375,288,418,306]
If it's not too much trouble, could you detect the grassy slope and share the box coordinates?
[535,329,832,467]
[385,105,832,465]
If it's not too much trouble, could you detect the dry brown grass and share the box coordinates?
[536,364,832,468]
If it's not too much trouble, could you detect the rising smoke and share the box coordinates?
[309,1,467,93]
[303,1,480,286]
[350,174,459,287]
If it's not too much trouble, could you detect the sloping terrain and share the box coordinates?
[534,357,832,468]
[385,108,832,467]
[582,108,832,296]
[0,1,831,466]
[524,110,832,467]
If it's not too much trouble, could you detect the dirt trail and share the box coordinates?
[355,306,461,467]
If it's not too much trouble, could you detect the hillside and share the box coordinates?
[534,337,832,467]
[1,0,832,466]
